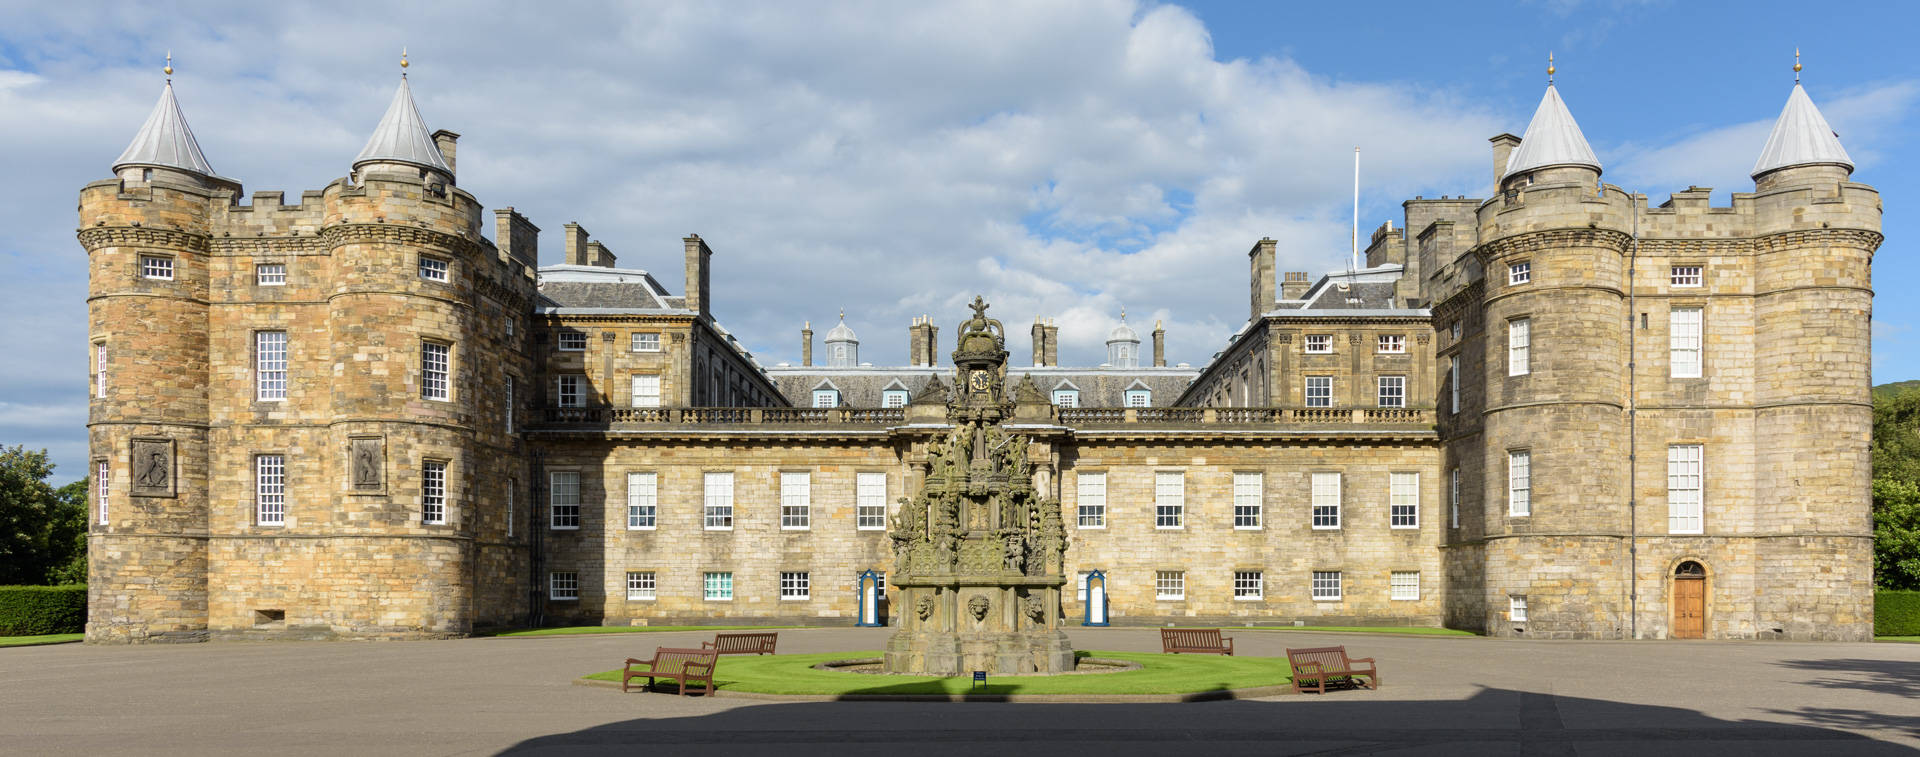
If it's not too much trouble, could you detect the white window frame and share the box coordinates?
[812,390,839,408]
[882,390,909,409]
[1077,570,1092,601]
[1154,570,1185,601]
[1125,390,1151,408]
[422,460,447,525]
[1377,375,1405,408]
[704,571,733,601]
[96,460,109,525]
[1671,265,1703,287]
[1052,390,1080,408]
[505,375,515,433]
[1449,355,1459,413]
[1232,472,1263,529]
[549,572,578,601]
[95,342,107,399]
[630,332,661,352]
[704,472,734,530]
[1154,471,1184,529]
[1076,472,1107,529]
[256,331,287,401]
[780,571,810,600]
[1377,334,1405,354]
[1304,334,1333,354]
[1233,570,1263,600]
[781,471,811,530]
[627,471,656,530]
[418,256,449,283]
[1390,472,1419,528]
[1311,472,1341,529]
[255,262,286,286]
[506,318,515,338]
[1508,450,1531,517]
[631,374,661,408]
[557,331,586,351]
[1508,261,1531,285]
[141,255,173,280]
[507,479,515,538]
[1510,595,1528,622]
[556,375,585,408]
[1391,571,1420,601]
[256,454,285,526]
[1312,571,1342,601]
[1450,321,1462,341]
[549,470,580,530]
[1508,318,1530,376]
[1670,307,1703,379]
[626,571,656,601]
[856,472,887,530]
[1449,468,1460,529]
[1305,376,1332,407]
[1667,444,1704,534]
[421,342,450,401]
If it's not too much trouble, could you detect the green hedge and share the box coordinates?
[0,585,87,636]
[1877,590,1920,637]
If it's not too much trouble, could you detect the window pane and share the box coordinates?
[1306,376,1332,407]
[1391,472,1419,528]
[1233,472,1262,528]
[627,472,656,529]
[704,472,734,529]
[1155,571,1185,600]
[549,572,578,600]
[558,375,584,407]
[631,375,661,407]
[1312,571,1342,600]
[1077,472,1106,528]
[1509,451,1531,516]
[1670,308,1703,378]
[857,473,888,529]
[1667,444,1703,533]
[1391,571,1420,600]
[704,572,733,600]
[1508,319,1530,376]
[256,455,285,525]
[780,571,810,600]
[421,342,450,400]
[256,263,286,285]
[781,472,810,529]
[1233,570,1263,599]
[626,571,656,600]
[1377,375,1405,408]
[550,471,579,529]
[256,332,287,400]
[423,461,447,524]
[1312,472,1341,528]
[1154,471,1183,528]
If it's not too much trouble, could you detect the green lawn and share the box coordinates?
[0,633,84,648]
[479,625,805,638]
[1877,636,1920,644]
[587,650,1292,696]
[1226,625,1476,637]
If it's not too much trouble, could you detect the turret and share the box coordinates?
[351,52,454,189]
[1499,55,1601,193]
[1750,60,1855,192]
[824,312,859,367]
[1105,310,1140,368]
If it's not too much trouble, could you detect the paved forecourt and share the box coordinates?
[2,628,1915,755]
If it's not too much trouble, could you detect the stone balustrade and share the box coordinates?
[530,405,1433,431]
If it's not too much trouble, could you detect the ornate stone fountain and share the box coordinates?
[884,297,1075,674]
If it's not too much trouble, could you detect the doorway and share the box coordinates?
[1671,561,1706,639]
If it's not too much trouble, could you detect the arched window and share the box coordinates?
[1674,561,1705,578]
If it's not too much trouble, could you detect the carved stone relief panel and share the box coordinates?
[349,436,385,492]
[130,437,175,498]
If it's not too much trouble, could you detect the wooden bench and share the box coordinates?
[622,647,718,696]
[1160,627,1234,655]
[702,631,778,655]
[1286,645,1379,694]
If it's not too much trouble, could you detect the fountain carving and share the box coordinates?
[884,296,1074,674]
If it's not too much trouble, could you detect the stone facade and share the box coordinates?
[81,75,1876,643]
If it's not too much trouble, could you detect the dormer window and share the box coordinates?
[813,390,840,408]
[882,390,909,408]
[1125,390,1151,407]
[1052,390,1080,408]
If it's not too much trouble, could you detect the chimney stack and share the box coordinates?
[1152,320,1166,367]
[1490,133,1521,188]
[431,130,460,177]
[801,321,813,367]
[1043,320,1059,367]
[493,208,539,267]
[1249,237,1277,322]
[908,316,940,367]
[684,234,712,319]
[1281,271,1311,301]
[586,241,617,268]
[1031,318,1046,366]
[563,223,592,266]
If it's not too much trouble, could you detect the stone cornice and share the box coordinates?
[321,223,489,259]
[77,226,210,254]
[208,236,329,255]
[1749,228,1883,254]
[1477,228,1632,261]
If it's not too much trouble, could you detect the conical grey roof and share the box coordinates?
[824,315,858,343]
[113,82,217,176]
[1504,84,1601,178]
[1751,83,1853,178]
[353,76,452,174]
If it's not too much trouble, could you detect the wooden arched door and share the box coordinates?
[1672,561,1706,639]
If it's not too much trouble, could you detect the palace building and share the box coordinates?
[80,59,1879,642]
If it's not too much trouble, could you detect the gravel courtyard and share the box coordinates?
[3,627,1915,755]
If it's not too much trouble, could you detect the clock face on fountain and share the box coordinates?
[969,370,991,393]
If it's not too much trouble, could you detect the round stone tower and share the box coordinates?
[79,73,239,642]
[1473,79,1635,638]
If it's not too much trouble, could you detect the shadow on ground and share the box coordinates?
[1770,657,1920,738]
[497,686,1913,756]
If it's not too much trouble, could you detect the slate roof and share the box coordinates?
[535,264,685,313]
[113,82,218,177]
[1504,84,1601,178]
[353,76,453,174]
[1751,83,1854,178]
[1271,265,1414,313]
[766,366,1197,408]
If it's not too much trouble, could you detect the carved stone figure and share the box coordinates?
[130,438,174,497]
[915,596,935,621]
[1023,595,1045,624]
[350,437,383,490]
[967,594,990,622]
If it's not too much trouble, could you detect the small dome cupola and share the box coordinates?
[113,53,220,185]
[352,50,453,184]
[1751,50,1854,184]
[1106,309,1141,368]
[824,310,859,367]
[1503,53,1602,183]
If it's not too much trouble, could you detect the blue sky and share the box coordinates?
[0,0,1912,480]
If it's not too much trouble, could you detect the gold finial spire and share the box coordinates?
[163,51,173,81]
[838,308,845,320]
[1119,307,1126,321]
[1794,47,1802,82]
[400,47,409,76]
[1547,51,1556,84]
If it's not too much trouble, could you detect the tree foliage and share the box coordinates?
[1874,386,1920,590]
[0,446,87,585]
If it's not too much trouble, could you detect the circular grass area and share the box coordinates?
[586,650,1294,696]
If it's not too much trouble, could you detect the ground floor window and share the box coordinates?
[1233,571,1263,600]
[704,572,733,601]
[1312,571,1342,601]
[1390,571,1419,601]
[780,571,810,600]
[550,572,578,601]
[626,571,655,601]
[1155,571,1185,600]
[1510,595,1528,622]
